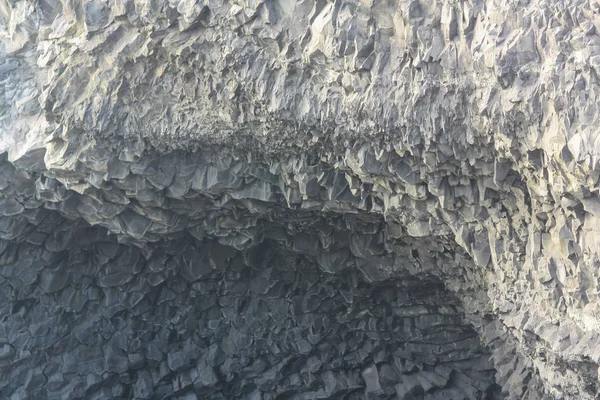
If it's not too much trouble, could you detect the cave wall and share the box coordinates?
[2,0,600,398]
[0,203,500,399]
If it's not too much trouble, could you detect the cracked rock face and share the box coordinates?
[2,0,600,398]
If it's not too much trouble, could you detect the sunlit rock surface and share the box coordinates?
[2,0,600,398]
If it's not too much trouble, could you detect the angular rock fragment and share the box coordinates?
[38,265,70,293]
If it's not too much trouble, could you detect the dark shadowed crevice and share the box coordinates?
[0,206,501,399]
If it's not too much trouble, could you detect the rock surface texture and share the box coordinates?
[1,0,600,398]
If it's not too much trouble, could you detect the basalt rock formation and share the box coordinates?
[2,0,600,399]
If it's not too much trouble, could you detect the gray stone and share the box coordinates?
[38,266,70,293]
[0,344,14,360]
[134,371,154,399]
[361,364,383,394]
[2,0,600,398]
[195,361,219,388]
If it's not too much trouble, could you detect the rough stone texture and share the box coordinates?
[2,0,600,398]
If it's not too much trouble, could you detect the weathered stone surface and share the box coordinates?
[2,0,600,398]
